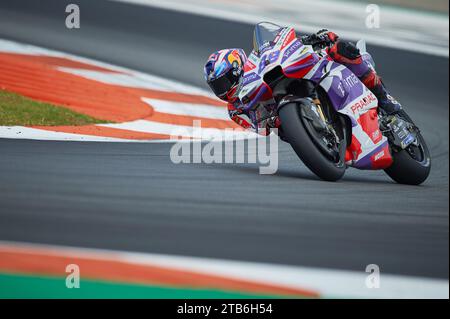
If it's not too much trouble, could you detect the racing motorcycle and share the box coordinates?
[240,22,431,184]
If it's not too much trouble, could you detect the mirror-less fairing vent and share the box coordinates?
[263,66,285,89]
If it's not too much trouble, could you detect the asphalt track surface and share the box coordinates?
[0,0,448,279]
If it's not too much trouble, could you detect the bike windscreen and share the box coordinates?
[253,22,284,54]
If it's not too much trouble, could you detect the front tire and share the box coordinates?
[279,102,346,182]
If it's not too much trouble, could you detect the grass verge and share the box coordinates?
[0,90,110,126]
[0,272,286,299]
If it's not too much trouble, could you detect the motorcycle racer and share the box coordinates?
[204,28,402,135]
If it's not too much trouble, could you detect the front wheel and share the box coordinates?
[384,110,431,185]
[279,101,346,182]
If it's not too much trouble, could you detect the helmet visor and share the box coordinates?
[208,69,240,99]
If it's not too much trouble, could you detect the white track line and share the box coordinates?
[98,120,258,140]
[143,98,229,120]
[109,0,449,57]
[57,68,212,96]
[0,240,448,299]
[0,126,142,142]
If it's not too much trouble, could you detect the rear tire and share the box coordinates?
[279,102,346,182]
[384,111,431,185]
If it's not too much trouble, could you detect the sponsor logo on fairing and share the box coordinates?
[372,130,380,141]
[281,40,302,63]
[243,73,261,86]
[374,150,385,161]
[259,43,273,55]
[343,73,359,89]
[280,29,295,49]
[351,92,377,114]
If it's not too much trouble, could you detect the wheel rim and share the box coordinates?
[405,134,430,167]
[299,107,346,168]
[396,111,431,167]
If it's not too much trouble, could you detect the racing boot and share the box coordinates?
[361,70,402,115]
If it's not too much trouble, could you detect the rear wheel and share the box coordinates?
[279,100,347,182]
[384,110,431,185]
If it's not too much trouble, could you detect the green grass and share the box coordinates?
[0,272,287,299]
[0,90,110,126]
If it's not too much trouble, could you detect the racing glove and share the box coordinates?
[302,29,339,48]
[228,103,254,130]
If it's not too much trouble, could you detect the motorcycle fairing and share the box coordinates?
[239,28,317,107]
[239,26,393,170]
